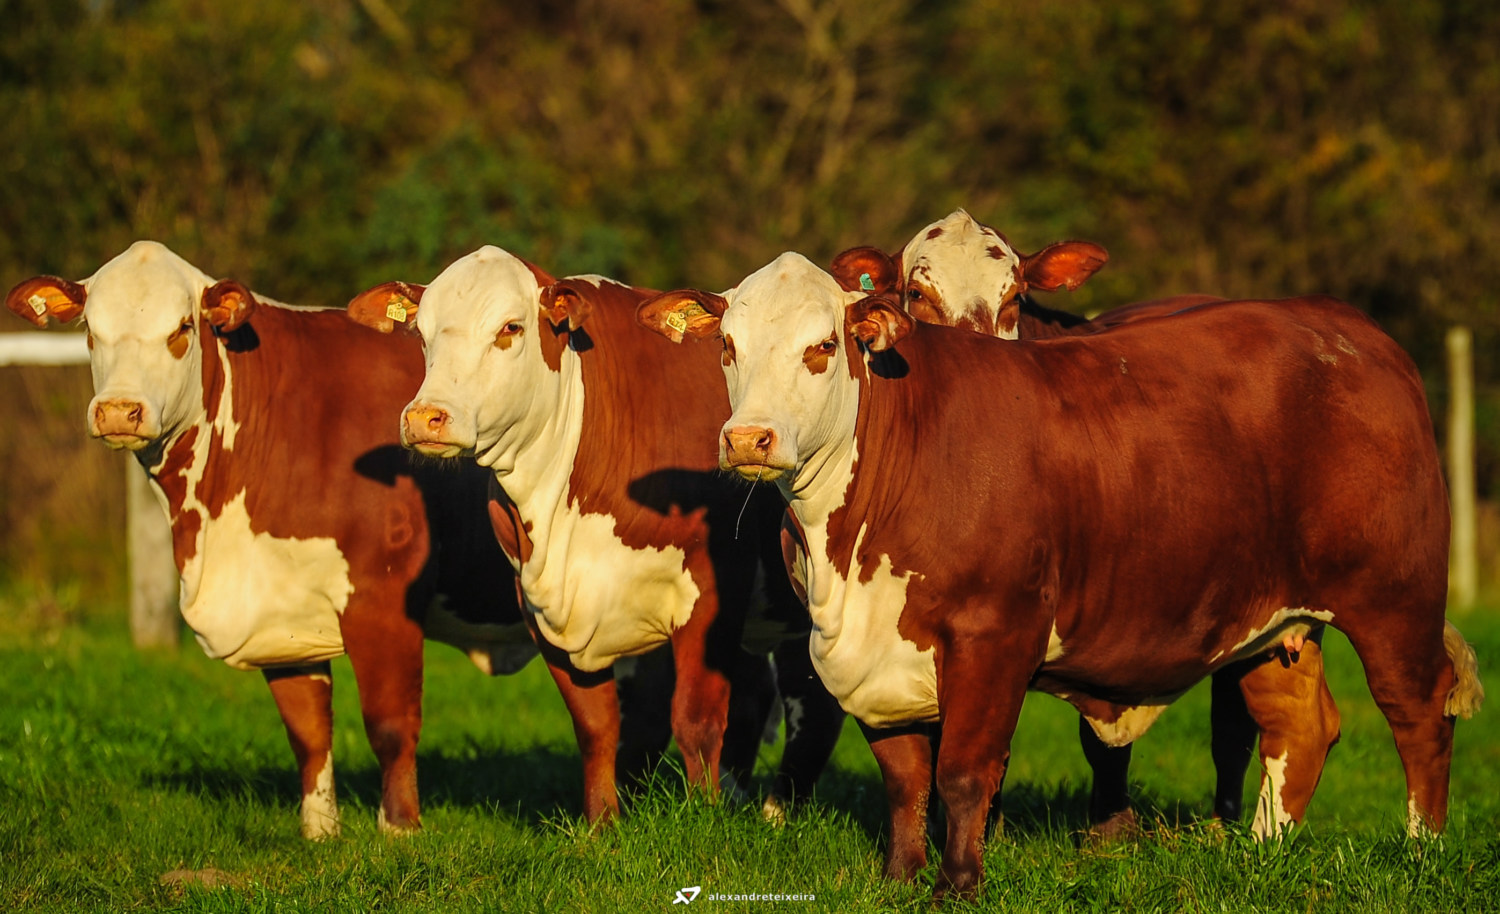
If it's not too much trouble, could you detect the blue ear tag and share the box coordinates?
[859,272,874,292]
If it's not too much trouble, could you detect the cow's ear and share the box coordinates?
[202,279,257,333]
[6,276,86,328]
[540,281,594,331]
[830,246,899,294]
[347,281,425,334]
[1020,241,1108,293]
[636,289,727,343]
[847,292,915,352]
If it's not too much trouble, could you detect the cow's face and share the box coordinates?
[349,246,556,463]
[898,209,1107,338]
[639,253,911,487]
[4,241,248,451]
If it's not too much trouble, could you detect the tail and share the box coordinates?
[1443,620,1485,719]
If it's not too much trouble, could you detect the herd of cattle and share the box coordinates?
[6,209,1485,898]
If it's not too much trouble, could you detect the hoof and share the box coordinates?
[1087,807,1138,842]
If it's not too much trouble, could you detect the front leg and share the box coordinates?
[933,632,1036,901]
[861,721,936,881]
[667,590,736,795]
[529,615,622,824]
[263,663,338,839]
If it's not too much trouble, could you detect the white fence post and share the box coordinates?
[1445,326,1478,611]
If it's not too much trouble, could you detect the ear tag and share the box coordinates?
[28,293,48,316]
[385,296,408,323]
[665,311,688,334]
[859,272,874,292]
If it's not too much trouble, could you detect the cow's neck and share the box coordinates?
[478,347,586,566]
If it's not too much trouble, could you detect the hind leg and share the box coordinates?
[763,638,844,821]
[1341,613,1456,834]
[1241,629,1341,837]
[1210,660,1259,823]
[1079,717,1136,837]
[343,600,426,834]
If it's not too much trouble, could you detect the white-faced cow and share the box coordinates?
[345,246,842,822]
[638,252,1482,899]
[831,208,1339,838]
[5,241,536,838]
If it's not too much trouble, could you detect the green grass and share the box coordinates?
[2,594,1497,913]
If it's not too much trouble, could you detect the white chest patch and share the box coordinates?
[178,491,352,671]
[521,501,701,673]
[801,523,937,726]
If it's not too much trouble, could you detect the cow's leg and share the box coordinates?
[933,639,1033,901]
[763,638,845,822]
[861,722,935,881]
[1078,716,1136,837]
[615,646,675,796]
[1242,629,1341,838]
[720,649,776,801]
[667,596,734,795]
[343,607,425,834]
[1210,659,1259,822]
[263,663,339,839]
[531,622,622,824]
[1340,614,1457,835]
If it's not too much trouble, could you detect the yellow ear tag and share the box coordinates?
[28,293,48,316]
[665,311,688,334]
[385,297,408,323]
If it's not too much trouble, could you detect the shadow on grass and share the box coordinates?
[143,743,589,828]
[798,762,1218,850]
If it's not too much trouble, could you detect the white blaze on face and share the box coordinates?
[900,208,1023,337]
[719,252,865,489]
[1252,749,1294,840]
[409,246,557,467]
[81,241,213,445]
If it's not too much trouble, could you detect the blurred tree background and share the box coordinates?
[3,0,1499,598]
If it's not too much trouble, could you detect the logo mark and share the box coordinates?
[673,885,702,904]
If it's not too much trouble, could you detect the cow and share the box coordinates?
[5,240,537,839]
[636,252,1483,899]
[344,246,844,823]
[830,208,1339,838]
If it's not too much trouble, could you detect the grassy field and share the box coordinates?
[2,590,1497,913]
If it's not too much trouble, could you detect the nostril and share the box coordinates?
[426,411,445,430]
[128,406,143,425]
[755,430,773,452]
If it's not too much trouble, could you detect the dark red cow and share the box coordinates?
[345,246,843,823]
[6,241,535,837]
[831,208,1339,837]
[638,252,1483,899]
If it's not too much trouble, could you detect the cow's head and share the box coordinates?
[5,240,255,451]
[347,245,560,466]
[845,209,1107,339]
[639,252,910,489]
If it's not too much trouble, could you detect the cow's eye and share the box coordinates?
[495,321,525,348]
[818,338,837,354]
[166,319,194,357]
[906,288,924,303]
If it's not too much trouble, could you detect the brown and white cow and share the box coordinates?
[346,246,843,823]
[638,252,1483,899]
[5,241,536,838]
[832,208,1338,838]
